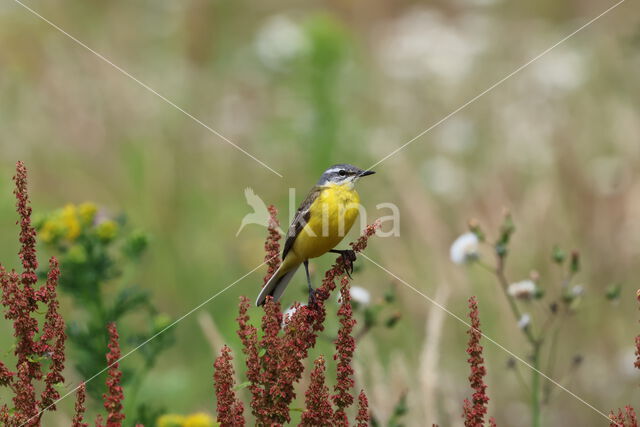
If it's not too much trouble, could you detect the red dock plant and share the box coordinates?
[213,345,245,426]
[214,206,379,425]
[75,322,127,427]
[607,290,640,427]
[71,383,88,427]
[301,356,334,425]
[462,296,495,427]
[355,390,370,427]
[0,161,66,427]
[101,323,126,426]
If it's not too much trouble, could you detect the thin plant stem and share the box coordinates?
[495,255,538,345]
[493,251,542,427]
[531,342,542,427]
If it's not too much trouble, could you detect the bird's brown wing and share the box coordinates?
[282,186,321,260]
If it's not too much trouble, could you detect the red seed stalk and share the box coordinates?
[263,205,282,284]
[103,323,125,426]
[609,406,638,427]
[301,356,333,426]
[72,383,88,427]
[213,345,245,426]
[0,162,66,426]
[462,296,490,427]
[355,390,370,427]
[333,275,356,425]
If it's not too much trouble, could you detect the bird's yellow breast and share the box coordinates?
[292,183,360,260]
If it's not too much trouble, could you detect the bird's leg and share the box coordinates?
[304,260,316,304]
[329,249,357,277]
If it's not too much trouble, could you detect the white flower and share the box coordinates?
[255,15,307,70]
[282,304,305,328]
[571,285,585,297]
[337,286,371,306]
[518,313,531,330]
[507,280,537,299]
[450,232,479,264]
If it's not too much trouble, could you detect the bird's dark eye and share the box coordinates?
[338,170,346,176]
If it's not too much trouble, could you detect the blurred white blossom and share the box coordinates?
[529,48,587,93]
[377,9,487,85]
[450,232,480,264]
[255,15,307,70]
[436,116,477,154]
[507,280,537,299]
[421,156,466,198]
[337,286,371,306]
[571,285,585,297]
[518,313,531,329]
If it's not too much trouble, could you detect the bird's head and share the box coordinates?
[316,164,375,188]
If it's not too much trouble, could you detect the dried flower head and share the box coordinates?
[263,205,282,285]
[301,356,333,426]
[356,390,370,427]
[103,323,125,426]
[213,345,244,426]
[507,280,537,300]
[333,276,357,423]
[0,162,67,426]
[609,406,637,427]
[462,296,490,427]
[72,383,88,427]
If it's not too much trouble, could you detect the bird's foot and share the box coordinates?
[331,249,357,278]
[308,286,317,305]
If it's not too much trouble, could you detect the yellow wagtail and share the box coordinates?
[256,164,375,306]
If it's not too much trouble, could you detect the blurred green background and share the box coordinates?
[1,0,640,425]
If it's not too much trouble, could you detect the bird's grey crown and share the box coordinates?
[317,164,364,185]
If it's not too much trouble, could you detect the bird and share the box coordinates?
[236,187,282,237]
[256,164,375,306]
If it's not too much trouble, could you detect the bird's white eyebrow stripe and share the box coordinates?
[324,168,342,174]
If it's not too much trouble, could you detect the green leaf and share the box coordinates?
[258,348,267,358]
[234,381,252,391]
[605,283,622,300]
[552,245,566,264]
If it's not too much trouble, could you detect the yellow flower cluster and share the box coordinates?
[157,412,219,427]
[38,202,118,244]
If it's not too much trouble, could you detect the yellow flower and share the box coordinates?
[183,412,218,427]
[156,414,186,427]
[39,218,65,244]
[61,204,81,241]
[78,202,98,225]
[96,219,118,242]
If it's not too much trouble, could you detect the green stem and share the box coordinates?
[494,255,537,345]
[493,253,542,427]
[124,364,150,420]
[531,343,542,427]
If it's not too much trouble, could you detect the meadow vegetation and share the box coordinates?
[1,1,640,426]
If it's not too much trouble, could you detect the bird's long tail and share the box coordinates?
[256,260,300,306]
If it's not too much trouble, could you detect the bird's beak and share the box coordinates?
[358,170,375,177]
